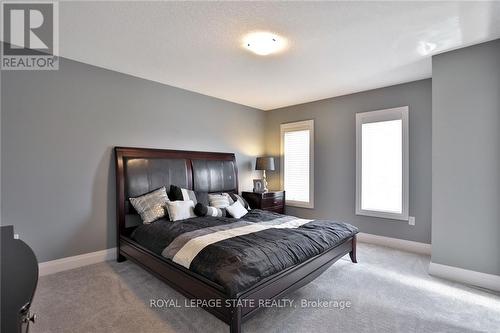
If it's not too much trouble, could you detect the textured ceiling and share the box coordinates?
[54,1,500,110]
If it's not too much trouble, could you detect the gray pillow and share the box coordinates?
[129,187,169,224]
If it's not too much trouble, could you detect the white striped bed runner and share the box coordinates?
[162,216,313,269]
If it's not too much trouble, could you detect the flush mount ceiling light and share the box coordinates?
[242,32,287,56]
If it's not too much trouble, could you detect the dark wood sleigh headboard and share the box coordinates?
[114,146,239,237]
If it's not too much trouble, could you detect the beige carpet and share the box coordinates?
[31,243,500,333]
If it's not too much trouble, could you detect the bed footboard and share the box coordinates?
[349,234,358,263]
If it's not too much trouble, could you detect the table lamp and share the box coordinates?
[255,157,275,192]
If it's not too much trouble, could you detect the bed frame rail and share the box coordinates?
[118,234,356,333]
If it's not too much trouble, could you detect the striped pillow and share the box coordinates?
[208,193,231,208]
[223,192,235,204]
[169,185,208,206]
[228,193,251,210]
[194,203,227,217]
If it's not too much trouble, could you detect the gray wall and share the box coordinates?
[265,79,432,244]
[9,40,497,268]
[432,39,500,275]
[1,56,265,262]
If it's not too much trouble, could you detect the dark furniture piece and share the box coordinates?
[115,146,357,333]
[1,225,38,333]
[242,190,285,214]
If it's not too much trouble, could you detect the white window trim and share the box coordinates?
[280,120,314,209]
[355,106,409,221]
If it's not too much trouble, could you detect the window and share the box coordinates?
[356,107,409,220]
[280,120,314,208]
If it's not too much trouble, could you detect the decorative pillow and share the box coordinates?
[129,187,169,224]
[228,193,251,210]
[169,185,208,206]
[194,203,227,217]
[208,193,231,208]
[226,201,248,219]
[223,192,234,204]
[166,200,196,221]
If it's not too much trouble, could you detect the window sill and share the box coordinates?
[286,200,314,209]
[356,209,408,221]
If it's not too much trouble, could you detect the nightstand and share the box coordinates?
[242,191,285,214]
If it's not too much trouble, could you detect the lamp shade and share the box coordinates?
[255,157,275,171]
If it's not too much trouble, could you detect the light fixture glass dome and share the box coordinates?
[242,31,287,56]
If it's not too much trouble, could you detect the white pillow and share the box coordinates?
[226,201,248,219]
[166,200,196,221]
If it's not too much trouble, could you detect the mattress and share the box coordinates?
[131,209,358,296]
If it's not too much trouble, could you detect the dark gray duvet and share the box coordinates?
[131,209,358,296]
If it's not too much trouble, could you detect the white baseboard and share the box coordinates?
[39,248,116,276]
[357,232,431,255]
[429,262,500,292]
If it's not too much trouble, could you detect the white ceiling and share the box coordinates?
[56,1,500,110]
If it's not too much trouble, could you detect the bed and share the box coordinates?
[115,146,358,333]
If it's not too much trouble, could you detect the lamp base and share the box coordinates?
[253,170,270,193]
[262,170,269,192]
[262,177,269,193]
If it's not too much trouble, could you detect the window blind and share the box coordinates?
[283,129,310,203]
